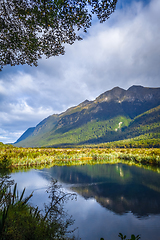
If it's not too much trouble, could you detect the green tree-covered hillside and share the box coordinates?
[14,86,160,147]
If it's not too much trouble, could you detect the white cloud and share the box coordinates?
[0,128,22,143]
[34,0,160,95]
[0,0,160,143]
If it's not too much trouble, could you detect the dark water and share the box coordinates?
[9,163,160,240]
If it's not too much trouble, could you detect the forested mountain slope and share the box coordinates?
[14,85,160,147]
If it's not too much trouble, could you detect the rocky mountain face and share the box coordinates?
[15,85,160,147]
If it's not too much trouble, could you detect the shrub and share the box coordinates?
[0,178,76,240]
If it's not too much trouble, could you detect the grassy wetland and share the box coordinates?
[0,142,160,171]
[1,141,160,240]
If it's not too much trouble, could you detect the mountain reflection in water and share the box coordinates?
[8,163,160,240]
[46,163,160,218]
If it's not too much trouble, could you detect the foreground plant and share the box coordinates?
[100,233,141,240]
[118,233,141,240]
[0,177,76,240]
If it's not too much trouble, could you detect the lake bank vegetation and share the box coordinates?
[0,176,76,240]
[0,142,160,170]
[0,174,140,240]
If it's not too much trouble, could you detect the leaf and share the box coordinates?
[118,233,126,240]
[11,183,17,205]
[131,235,136,240]
[19,187,26,202]
[0,0,117,70]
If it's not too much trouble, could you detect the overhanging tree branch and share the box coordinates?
[0,0,118,70]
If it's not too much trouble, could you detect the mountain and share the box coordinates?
[14,85,160,147]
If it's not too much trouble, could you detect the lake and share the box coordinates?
[9,163,160,240]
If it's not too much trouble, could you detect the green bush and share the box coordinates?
[0,155,12,169]
[0,178,76,240]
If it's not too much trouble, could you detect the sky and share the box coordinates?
[0,0,160,143]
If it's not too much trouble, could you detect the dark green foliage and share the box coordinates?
[0,181,33,238]
[100,234,141,240]
[118,233,140,240]
[0,178,76,240]
[96,133,160,148]
[0,0,117,70]
[0,155,12,169]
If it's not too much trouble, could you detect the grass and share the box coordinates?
[0,142,160,170]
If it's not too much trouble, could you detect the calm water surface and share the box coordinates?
[9,163,160,240]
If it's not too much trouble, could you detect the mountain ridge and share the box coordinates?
[15,85,160,147]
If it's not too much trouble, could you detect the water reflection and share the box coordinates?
[5,163,160,240]
[45,163,160,217]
